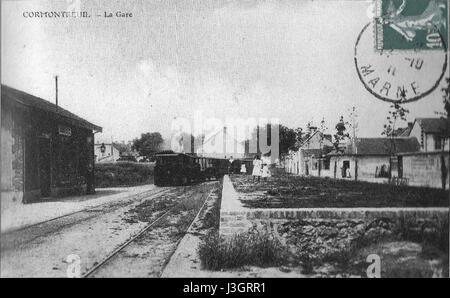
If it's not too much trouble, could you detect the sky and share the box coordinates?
[2,0,449,143]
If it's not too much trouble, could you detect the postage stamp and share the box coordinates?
[374,0,448,51]
[355,22,447,103]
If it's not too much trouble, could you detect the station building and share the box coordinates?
[1,85,102,211]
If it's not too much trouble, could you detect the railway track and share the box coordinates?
[82,208,173,278]
[2,187,171,236]
[0,188,172,254]
[82,186,215,278]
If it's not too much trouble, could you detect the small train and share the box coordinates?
[154,151,231,186]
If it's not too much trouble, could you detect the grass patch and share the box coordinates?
[231,174,449,208]
[95,162,154,187]
[393,214,449,254]
[199,229,288,270]
[124,196,175,223]
[318,217,449,277]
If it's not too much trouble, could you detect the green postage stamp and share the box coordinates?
[375,0,448,51]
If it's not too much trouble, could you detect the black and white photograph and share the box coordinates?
[1,0,449,284]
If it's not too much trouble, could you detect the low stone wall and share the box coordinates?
[261,213,448,260]
[219,175,449,258]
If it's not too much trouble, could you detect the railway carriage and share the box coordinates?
[154,151,230,186]
[229,158,253,174]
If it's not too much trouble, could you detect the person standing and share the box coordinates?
[228,156,234,174]
[261,163,271,181]
[252,155,262,182]
[240,163,247,174]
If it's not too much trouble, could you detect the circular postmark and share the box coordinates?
[354,22,447,103]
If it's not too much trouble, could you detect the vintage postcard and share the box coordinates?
[1,0,449,285]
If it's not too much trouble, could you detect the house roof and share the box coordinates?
[329,137,420,156]
[415,118,449,136]
[2,84,102,132]
[391,122,413,137]
[298,130,333,148]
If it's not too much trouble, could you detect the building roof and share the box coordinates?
[329,137,420,156]
[415,118,449,136]
[391,122,413,137]
[298,130,333,148]
[2,84,102,132]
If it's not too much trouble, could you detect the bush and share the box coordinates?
[95,162,154,187]
[394,214,449,253]
[198,229,288,270]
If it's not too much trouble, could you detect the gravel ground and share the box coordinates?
[0,186,185,277]
[1,185,157,233]
[87,182,220,277]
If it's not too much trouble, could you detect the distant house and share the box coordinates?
[284,129,333,176]
[94,143,121,163]
[327,137,420,183]
[391,122,414,137]
[120,149,142,161]
[281,116,449,188]
[1,85,102,209]
[408,118,449,152]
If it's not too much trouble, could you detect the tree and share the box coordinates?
[294,127,304,144]
[440,77,449,190]
[304,121,314,140]
[381,103,409,157]
[132,132,164,158]
[333,116,350,152]
[442,77,450,118]
[434,77,449,119]
[246,124,303,157]
[381,103,409,137]
[279,125,298,155]
[348,106,358,140]
[318,117,328,148]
